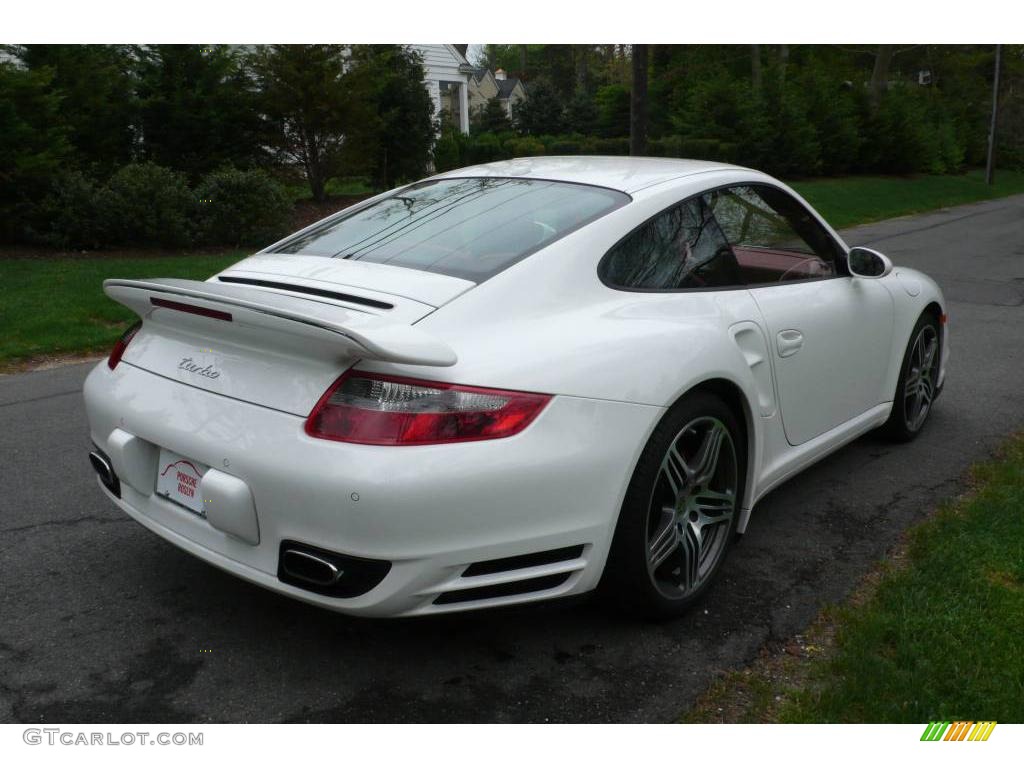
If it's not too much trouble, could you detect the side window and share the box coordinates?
[705,185,842,284]
[600,195,743,290]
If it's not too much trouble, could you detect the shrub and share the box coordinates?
[505,137,546,157]
[593,137,630,156]
[859,90,959,175]
[765,87,822,178]
[433,129,466,172]
[647,136,682,158]
[103,162,194,246]
[798,72,864,175]
[465,132,505,164]
[546,138,583,155]
[679,138,724,160]
[933,118,966,174]
[38,171,118,249]
[194,167,292,247]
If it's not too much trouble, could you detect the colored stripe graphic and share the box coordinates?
[920,721,996,741]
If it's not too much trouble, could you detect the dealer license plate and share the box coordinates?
[156,448,207,517]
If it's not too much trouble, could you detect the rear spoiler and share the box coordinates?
[103,278,457,367]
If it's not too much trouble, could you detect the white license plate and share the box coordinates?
[156,448,208,517]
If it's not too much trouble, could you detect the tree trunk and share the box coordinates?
[751,44,763,94]
[870,44,895,111]
[308,171,326,203]
[778,44,789,87]
[304,138,327,203]
[630,43,649,156]
[575,45,589,92]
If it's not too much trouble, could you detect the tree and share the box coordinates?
[630,44,649,155]
[19,44,137,174]
[137,45,265,178]
[565,90,599,134]
[252,45,366,201]
[596,84,631,137]
[513,78,565,135]
[473,97,513,134]
[0,62,71,240]
[347,45,437,188]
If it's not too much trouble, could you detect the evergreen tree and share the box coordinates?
[138,45,265,178]
[0,62,71,240]
[251,44,366,201]
[348,45,437,188]
[474,97,513,134]
[513,78,565,135]
[20,44,137,174]
[564,90,598,135]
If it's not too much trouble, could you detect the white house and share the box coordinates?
[411,44,475,134]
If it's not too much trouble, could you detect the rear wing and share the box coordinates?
[103,278,457,367]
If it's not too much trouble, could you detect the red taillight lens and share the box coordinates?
[107,321,141,370]
[305,372,551,445]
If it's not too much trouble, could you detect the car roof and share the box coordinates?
[429,156,748,195]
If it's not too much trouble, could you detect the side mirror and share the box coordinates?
[847,246,894,279]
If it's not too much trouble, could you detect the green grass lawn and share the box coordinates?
[687,434,1024,724]
[3,170,1024,367]
[0,252,244,365]
[779,434,1024,722]
[790,169,1024,229]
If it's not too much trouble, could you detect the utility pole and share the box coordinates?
[630,43,648,156]
[985,44,1003,186]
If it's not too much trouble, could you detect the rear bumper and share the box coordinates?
[83,361,661,616]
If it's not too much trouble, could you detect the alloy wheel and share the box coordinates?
[645,416,738,600]
[904,325,939,432]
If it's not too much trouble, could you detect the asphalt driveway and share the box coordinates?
[1,195,1022,723]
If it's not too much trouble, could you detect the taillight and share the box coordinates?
[305,371,551,446]
[107,321,141,370]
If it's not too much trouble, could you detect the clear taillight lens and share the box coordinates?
[305,372,551,445]
[107,321,141,370]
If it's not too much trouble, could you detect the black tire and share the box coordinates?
[883,312,942,443]
[600,391,745,619]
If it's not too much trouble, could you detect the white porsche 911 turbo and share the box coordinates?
[84,157,948,618]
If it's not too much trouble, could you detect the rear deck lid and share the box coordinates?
[217,254,476,309]
[105,277,458,415]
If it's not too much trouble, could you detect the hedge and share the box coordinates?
[39,164,293,249]
[434,131,741,172]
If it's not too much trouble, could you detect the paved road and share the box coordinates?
[2,196,1022,723]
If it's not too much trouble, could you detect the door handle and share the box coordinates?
[776,329,804,358]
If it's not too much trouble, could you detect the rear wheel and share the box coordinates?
[884,313,941,442]
[601,392,744,618]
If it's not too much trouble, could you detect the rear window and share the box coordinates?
[272,177,629,282]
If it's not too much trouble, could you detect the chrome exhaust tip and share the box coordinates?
[277,540,391,598]
[281,548,344,587]
[89,449,120,497]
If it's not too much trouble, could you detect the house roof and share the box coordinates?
[496,78,522,99]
